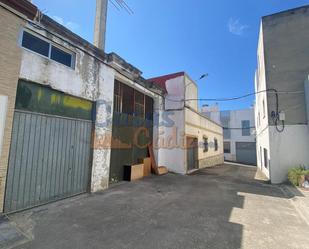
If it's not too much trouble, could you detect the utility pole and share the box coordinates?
[94,0,108,51]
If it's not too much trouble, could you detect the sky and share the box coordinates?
[32,0,309,110]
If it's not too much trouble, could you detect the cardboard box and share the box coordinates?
[143,158,151,176]
[124,164,144,181]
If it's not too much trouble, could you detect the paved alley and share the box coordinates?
[2,164,309,249]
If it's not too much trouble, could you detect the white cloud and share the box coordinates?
[228,18,249,36]
[53,16,79,32]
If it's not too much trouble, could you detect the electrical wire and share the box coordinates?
[112,0,134,14]
[165,89,304,103]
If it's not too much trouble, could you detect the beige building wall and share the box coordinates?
[0,7,25,213]
[185,108,224,169]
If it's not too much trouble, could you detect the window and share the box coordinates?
[21,31,75,68]
[203,137,208,152]
[134,91,145,118]
[22,31,50,57]
[264,148,268,168]
[113,80,122,113]
[113,80,154,120]
[224,142,231,154]
[51,45,73,67]
[214,138,218,151]
[122,84,134,115]
[145,96,154,121]
[258,112,261,127]
[242,120,251,136]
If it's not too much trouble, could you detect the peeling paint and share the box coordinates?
[19,24,115,194]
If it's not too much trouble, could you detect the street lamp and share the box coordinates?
[185,73,209,89]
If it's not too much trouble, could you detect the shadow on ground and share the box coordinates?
[2,164,309,249]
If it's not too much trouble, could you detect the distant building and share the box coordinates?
[202,105,257,165]
[149,73,224,174]
[255,5,309,183]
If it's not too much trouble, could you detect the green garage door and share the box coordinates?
[4,81,94,213]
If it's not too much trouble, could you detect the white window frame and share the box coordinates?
[20,29,76,69]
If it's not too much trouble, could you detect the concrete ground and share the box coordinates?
[2,164,309,249]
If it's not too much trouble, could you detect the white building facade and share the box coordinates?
[255,6,309,183]
[202,105,256,165]
[149,73,224,174]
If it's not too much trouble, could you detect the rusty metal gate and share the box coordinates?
[4,81,93,213]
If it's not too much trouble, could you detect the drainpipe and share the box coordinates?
[94,0,108,51]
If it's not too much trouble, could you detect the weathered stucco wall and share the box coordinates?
[262,7,309,125]
[256,8,309,183]
[0,6,25,213]
[19,24,115,193]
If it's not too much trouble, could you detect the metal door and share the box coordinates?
[4,110,93,213]
[236,142,257,166]
[187,137,198,171]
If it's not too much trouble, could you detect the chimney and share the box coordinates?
[94,0,108,51]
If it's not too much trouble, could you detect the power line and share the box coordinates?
[185,90,304,102]
[165,89,304,103]
[110,0,133,14]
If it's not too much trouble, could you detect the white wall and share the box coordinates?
[202,107,256,163]
[269,125,309,183]
[0,95,8,161]
[165,76,185,110]
[185,75,198,111]
[227,109,256,161]
[157,76,186,173]
[255,23,309,183]
[305,77,309,129]
[255,126,271,179]
[255,22,271,178]
[157,110,186,174]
